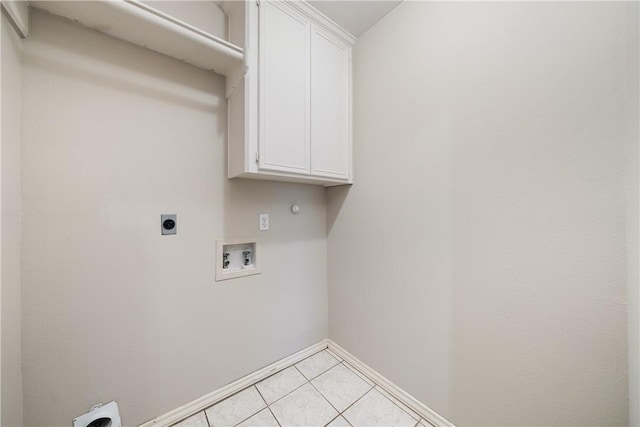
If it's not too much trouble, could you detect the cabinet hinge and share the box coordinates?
[256,152,260,164]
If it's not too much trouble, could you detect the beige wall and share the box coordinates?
[626,3,640,425]
[1,11,24,427]
[21,11,327,426]
[328,2,634,425]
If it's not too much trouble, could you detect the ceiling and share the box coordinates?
[308,1,402,38]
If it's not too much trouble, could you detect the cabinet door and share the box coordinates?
[259,1,310,174]
[310,26,351,180]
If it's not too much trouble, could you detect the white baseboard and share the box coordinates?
[326,339,455,427]
[138,340,330,427]
[138,338,455,427]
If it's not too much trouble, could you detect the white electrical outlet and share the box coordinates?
[259,213,269,231]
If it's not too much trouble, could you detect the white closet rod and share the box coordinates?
[120,0,243,62]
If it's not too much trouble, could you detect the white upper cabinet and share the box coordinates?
[311,26,351,180]
[225,0,355,187]
[259,2,311,174]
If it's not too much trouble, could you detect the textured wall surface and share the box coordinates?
[21,11,328,426]
[1,11,24,427]
[328,2,634,425]
[625,3,640,425]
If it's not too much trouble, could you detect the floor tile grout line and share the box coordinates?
[207,348,334,416]
[297,346,331,365]
[293,364,307,379]
[246,351,326,409]
[339,360,375,387]
[375,384,422,422]
[374,385,420,421]
[230,408,263,427]
[325,348,343,363]
[324,413,352,427]
[253,368,282,406]
[337,384,375,420]
[194,346,421,427]
[254,385,282,427]
[307,377,342,418]
[293,354,381,424]
[229,346,330,407]
[200,381,259,419]
[310,362,375,422]
[261,368,310,408]
[173,346,360,427]
[253,346,328,389]
[266,380,309,407]
[324,414,341,427]
[340,386,417,426]
[266,405,282,427]
[254,385,269,409]
[298,353,342,382]
[340,360,375,386]
[227,386,267,427]
[303,361,341,382]
[335,359,420,423]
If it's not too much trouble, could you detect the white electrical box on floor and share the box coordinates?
[216,237,261,281]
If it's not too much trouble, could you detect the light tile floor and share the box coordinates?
[172,349,435,427]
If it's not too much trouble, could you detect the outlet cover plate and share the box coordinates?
[259,213,269,231]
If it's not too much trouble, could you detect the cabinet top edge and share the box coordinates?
[280,1,358,46]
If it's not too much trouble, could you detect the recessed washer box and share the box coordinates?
[216,237,261,281]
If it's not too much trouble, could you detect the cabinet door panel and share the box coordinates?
[311,27,350,179]
[259,2,310,174]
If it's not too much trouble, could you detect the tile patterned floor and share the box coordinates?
[172,349,435,427]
